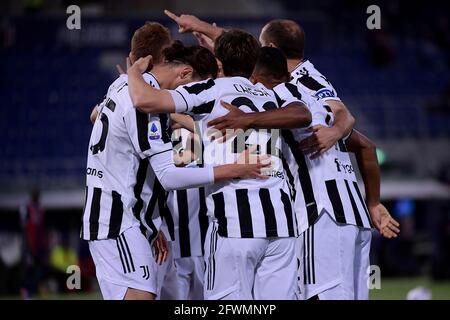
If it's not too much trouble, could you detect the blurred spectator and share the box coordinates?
[48,234,78,293]
[0,18,15,48]
[367,29,397,67]
[78,241,96,292]
[0,232,22,295]
[19,188,48,298]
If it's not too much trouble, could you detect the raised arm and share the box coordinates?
[208,101,311,133]
[164,10,224,42]
[346,129,400,238]
[127,56,176,113]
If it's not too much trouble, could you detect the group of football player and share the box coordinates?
[82,10,400,300]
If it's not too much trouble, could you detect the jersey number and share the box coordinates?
[90,99,116,155]
[228,97,280,157]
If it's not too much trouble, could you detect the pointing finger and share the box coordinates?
[164,9,180,22]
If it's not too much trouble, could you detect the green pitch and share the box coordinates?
[2,277,450,300]
[369,277,450,300]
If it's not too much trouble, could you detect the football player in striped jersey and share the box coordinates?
[213,47,400,300]
[127,29,311,300]
[83,28,270,300]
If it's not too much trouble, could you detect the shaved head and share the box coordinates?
[259,19,305,60]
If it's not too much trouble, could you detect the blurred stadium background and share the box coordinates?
[0,0,449,299]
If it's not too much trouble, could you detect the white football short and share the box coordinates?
[204,221,298,300]
[88,226,157,300]
[174,256,205,300]
[297,212,372,300]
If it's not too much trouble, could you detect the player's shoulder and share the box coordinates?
[229,77,273,97]
[273,81,299,94]
[273,81,310,106]
[291,60,339,101]
[143,72,161,89]
[109,72,161,114]
[178,78,217,95]
[292,60,325,80]
[107,75,130,103]
[107,74,128,94]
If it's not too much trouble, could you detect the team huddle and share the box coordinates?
[82,11,401,300]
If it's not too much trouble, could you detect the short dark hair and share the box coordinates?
[164,41,218,80]
[214,29,260,78]
[190,46,219,79]
[254,47,290,83]
[131,22,171,63]
[262,19,305,60]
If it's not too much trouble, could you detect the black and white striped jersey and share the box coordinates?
[278,89,373,233]
[169,77,300,238]
[165,128,210,258]
[167,184,209,259]
[81,73,171,241]
[290,60,341,103]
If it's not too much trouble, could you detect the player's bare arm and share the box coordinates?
[346,129,400,238]
[220,145,271,180]
[164,10,224,42]
[193,28,216,52]
[127,56,176,113]
[152,231,169,265]
[170,113,196,132]
[90,106,98,124]
[299,100,355,159]
[152,145,270,192]
[208,146,273,182]
[90,97,108,124]
[327,99,356,140]
[208,100,312,134]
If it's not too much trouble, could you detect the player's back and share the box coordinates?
[82,73,165,241]
[86,75,136,192]
[174,76,296,238]
[281,94,372,234]
[198,77,286,190]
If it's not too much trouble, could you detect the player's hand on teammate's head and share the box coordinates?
[128,55,153,74]
[299,125,340,159]
[164,10,203,34]
[369,203,400,239]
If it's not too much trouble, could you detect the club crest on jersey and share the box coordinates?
[315,88,335,99]
[149,121,160,140]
